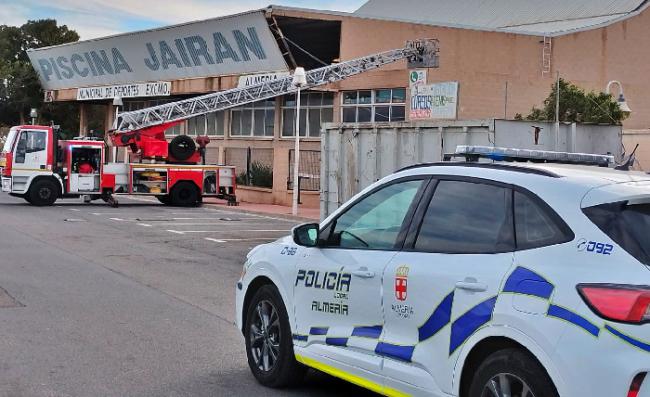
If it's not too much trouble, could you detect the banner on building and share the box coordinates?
[410,81,459,120]
[237,71,291,88]
[27,11,289,91]
[76,81,172,101]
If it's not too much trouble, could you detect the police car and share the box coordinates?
[235,146,650,397]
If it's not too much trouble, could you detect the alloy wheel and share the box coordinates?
[481,373,535,397]
[249,300,281,372]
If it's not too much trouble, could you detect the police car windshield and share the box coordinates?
[583,202,650,266]
[2,129,17,152]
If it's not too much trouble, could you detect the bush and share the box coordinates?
[237,161,273,189]
[525,79,628,125]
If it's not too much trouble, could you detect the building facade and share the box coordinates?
[29,2,650,207]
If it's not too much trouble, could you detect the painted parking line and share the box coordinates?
[204,237,279,243]
[167,229,289,235]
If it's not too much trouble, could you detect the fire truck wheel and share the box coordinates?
[170,182,199,207]
[169,135,196,161]
[29,179,59,206]
[156,195,171,205]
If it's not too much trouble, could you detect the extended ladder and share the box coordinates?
[112,39,440,134]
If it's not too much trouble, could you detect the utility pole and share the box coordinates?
[555,71,560,151]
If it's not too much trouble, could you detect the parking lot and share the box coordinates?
[0,194,372,397]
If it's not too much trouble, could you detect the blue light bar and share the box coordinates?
[455,145,615,167]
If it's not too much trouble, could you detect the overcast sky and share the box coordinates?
[2,0,367,40]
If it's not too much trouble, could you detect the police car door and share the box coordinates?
[293,177,429,375]
[380,178,515,395]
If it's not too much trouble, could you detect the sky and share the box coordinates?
[2,0,367,40]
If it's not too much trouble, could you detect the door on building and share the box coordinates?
[294,177,429,375]
[380,178,515,395]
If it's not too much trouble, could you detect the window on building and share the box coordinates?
[230,99,275,137]
[414,180,514,254]
[187,112,225,136]
[282,92,334,138]
[341,88,406,123]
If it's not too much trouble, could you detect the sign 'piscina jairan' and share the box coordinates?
[26,11,288,91]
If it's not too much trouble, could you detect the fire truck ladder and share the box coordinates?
[112,39,440,134]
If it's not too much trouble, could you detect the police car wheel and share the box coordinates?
[467,348,558,397]
[245,285,306,388]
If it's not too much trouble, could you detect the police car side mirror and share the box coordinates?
[292,223,320,247]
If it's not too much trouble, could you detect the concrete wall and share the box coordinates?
[321,119,623,218]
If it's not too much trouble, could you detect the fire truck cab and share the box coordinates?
[0,125,237,207]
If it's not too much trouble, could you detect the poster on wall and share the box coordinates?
[410,81,459,120]
[409,69,427,93]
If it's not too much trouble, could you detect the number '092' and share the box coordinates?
[587,241,613,255]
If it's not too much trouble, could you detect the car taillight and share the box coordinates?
[629,373,647,397]
[1,152,12,177]
[578,284,650,324]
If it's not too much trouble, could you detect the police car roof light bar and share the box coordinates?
[453,145,615,167]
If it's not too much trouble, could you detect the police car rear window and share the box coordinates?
[583,202,650,266]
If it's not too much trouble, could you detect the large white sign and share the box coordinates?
[76,81,171,101]
[27,11,288,91]
[237,71,291,88]
[410,81,459,120]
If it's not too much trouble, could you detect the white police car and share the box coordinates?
[235,146,650,397]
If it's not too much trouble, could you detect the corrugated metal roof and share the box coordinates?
[354,0,649,35]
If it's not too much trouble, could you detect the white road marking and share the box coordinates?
[138,223,152,227]
[204,237,277,243]
[204,238,227,243]
[68,208,81,212]
[167,229,289,234]
[110,217,125,221]
[142,222,274,226]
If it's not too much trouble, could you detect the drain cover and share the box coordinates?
[0,287,23,308]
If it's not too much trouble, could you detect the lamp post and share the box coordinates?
[30,108,38,125]
[291,67,307,216]
[606,81,632,115]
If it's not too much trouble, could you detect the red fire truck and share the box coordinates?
[0,124,236,207]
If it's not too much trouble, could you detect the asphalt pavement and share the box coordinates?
[0,194,374,397]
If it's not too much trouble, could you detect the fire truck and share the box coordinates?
[0,39,439,207]
[0,124,237,207]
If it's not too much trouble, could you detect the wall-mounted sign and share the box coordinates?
[410,81,459,120]
[237,71,291,88]
[43,90,55,103]
[27,11,288,91]
[409,69,427,93]
[76,81,171,101]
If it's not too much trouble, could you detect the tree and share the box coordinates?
[0,20,80,136]
[525,78,627,125]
